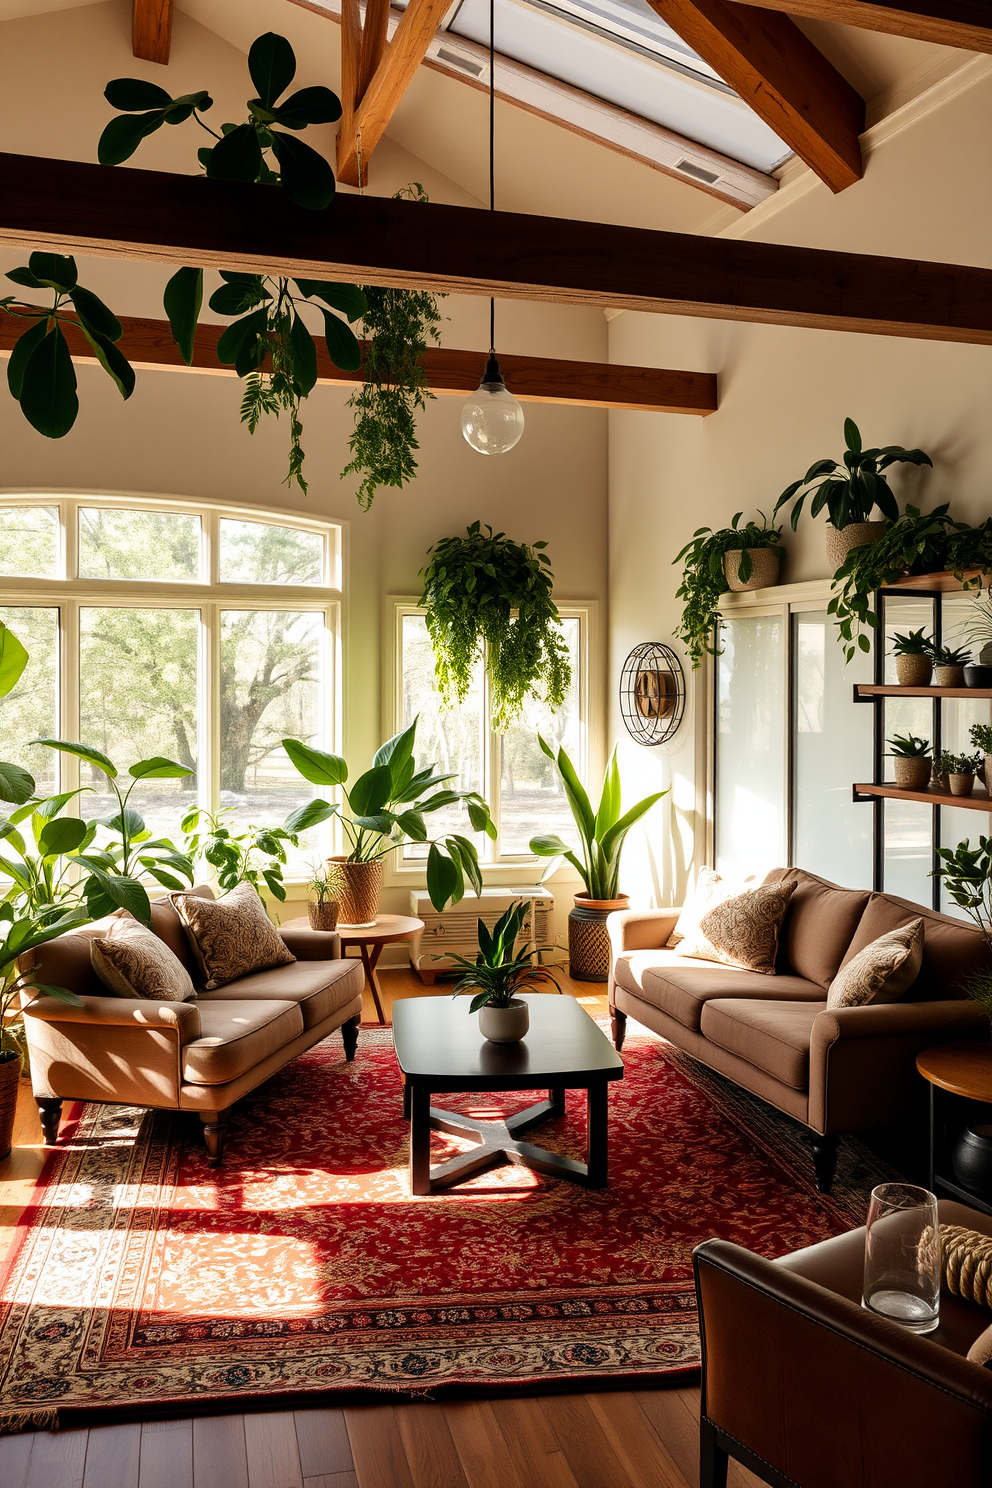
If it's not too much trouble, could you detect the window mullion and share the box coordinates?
[482,640,501,862]
[203,602,220,816]
[60,599,80,799]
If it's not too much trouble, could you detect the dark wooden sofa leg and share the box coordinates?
[342,1014,360,1062]
[611,1007,627,1052]
[36,1097,62,1146]
[700,1419,729,1488]
[201,1110,229,1167]
[812,1132,839,1193]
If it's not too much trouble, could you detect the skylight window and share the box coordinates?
[515,0,729,91]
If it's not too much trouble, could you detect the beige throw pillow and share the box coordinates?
[668,867,755,949]
[678,880,796,975]
[90,912,197,1002]
[171,881,295,990]
[826,919,923,1009]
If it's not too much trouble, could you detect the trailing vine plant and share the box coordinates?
[419,523,571,731]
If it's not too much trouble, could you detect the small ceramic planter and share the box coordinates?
[949,772,976,797]
[893,756,932,790]
[965,665,992,688]
[478,999,530,1043]
[895,654,932,687]
[935,665,966,688]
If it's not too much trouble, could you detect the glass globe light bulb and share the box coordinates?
[460,354,525,455]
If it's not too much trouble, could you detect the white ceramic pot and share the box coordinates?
[478,999,530,1043]
[825,520,887,573]
[949,773,976,797]
[893,756,932,790]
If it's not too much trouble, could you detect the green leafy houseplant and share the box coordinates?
[932,837,992,1022]
[926,642,971,668]
[180,807,298,906]
[448,900,559,1012]
[419,523,571,730]
[1,253,134,439]
[891,629,931,657]
[935,751,981,778]
[673,511,782,669]
[970,725,992,755]
[888,734,930,758]
[887,734,931,790]
[774,418,932,533]
[529,738,667,901]
[281,718,495,911]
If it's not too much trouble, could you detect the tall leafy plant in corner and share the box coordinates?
[773,417,931,532]
[419,523,571,730]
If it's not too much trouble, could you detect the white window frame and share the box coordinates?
[383,595,601,886]
[0,491,343,879]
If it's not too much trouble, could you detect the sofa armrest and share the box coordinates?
[24,993,202,1043]
[607,908,681,955]
[814,999,989,1044]
[279,927,342,961]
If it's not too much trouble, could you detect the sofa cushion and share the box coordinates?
[841,893,992,1001]
[613,949,825,1032]
[198,958,364,1029]
[765,868,871,988]
[146,886,213,976]
[182,1000,304,1086]
[171,882,296,989]
[669,867,753,948]
[827,919,924,1009]
[700,999,826,1091]
[90,912,197,1002]
[678,879,796,975]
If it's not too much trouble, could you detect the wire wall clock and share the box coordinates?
[619,642,685,746]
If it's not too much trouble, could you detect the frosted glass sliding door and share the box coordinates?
[715,613,785,879]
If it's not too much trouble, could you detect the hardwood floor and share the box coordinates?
[0,970,764,1488]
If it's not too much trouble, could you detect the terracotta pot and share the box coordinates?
[722,546,780,593]
[949,772,976,797]
[308,899,339,932]
[325,857,382,928]
[0,1051,21,1160]
[895,653,932,687]
[893,756,932,790]
[935,665,966,688]
[825,520,887,573]
[478,999,530,1044]
[568,892,629,983]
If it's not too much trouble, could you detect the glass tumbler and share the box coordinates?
[862,1182,940,1333]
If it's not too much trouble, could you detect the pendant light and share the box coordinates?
[460,0,524,456]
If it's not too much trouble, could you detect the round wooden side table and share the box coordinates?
[282,914,424,1025]
[917,1042,992,1215]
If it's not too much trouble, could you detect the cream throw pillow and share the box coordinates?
[90,912,197,1002]
[668,867,755,949]
[677,879,796,975]
[171,881,295,990]
[826,919,923,1009]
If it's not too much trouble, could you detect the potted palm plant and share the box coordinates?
[448,900,559,1043]
[891,629,933,687]
[774,418,931,571]
[887,734,932,790]
[282,718,495,926]
[529,738,667,982]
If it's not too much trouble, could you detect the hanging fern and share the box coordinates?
[419,523,571,731]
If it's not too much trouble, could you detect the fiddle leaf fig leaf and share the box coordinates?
[248,32,296,109]
[18,324,78,438]
[98,110,167,165]
[69,286,121,342]
[273,86,342,129]
[269,131,335,210]
[104,77,173,110]
[163,267,203,366]
[321,308,361,372]
[28,253,77,292]
[295,280,366,323]
[206,122,263,183]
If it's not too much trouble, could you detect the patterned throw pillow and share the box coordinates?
[90,912,197,1002]
[668,866,755,949]
[826,919,923,1009]
[678,880,797,975]
[171,882,296,990]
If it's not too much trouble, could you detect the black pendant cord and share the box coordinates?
[489,0,495,356]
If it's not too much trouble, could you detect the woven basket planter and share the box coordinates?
[722,546,780,593]
[325,857,382,928]
[893,756,932,790]
[308,900,340,932]
[896,653,933,687]
[825,520,886,573]
[0,1052,20,1160]
[568,893,629,983]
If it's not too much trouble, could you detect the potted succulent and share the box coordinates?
[969,725,992,792]
[926,642,971,688]
[448,900,559,1043]
[888,734,932,791]
[774,418,932,572]
[890,629,933,687]
[529,738,667,982]
[305,866,339,931]
[936,751,982,797]
[674,512,783,668]
[282,718,494,927]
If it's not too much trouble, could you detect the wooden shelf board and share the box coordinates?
[855,782,992,811]
[885,569,988,593]
[856,684,992,698]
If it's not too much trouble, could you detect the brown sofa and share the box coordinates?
[20,886,365,1165]
[608,867,992,1190]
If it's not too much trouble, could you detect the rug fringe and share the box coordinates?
[0,1406,60,1435]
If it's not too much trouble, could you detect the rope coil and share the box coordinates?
[939,1223,992,1308]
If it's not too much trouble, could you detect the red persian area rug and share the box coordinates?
[0,1022,891,1431]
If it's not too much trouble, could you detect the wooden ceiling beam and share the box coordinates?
[337,0,452,187]
[741,0,992,52]
[357,0,392,103]
[646,0,865,192]
[0,311,717,413]
[132,0,174,64]
[2,153,992,344]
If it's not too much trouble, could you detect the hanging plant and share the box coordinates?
[343,185,444,510]
[419,523,571,730]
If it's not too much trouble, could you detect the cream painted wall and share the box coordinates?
[608,64,992,908]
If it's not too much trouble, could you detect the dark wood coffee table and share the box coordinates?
[391,993,624,1195]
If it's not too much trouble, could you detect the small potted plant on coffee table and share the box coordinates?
[306,866,339,931]
[448,900,560,1043]
[969,725,992,792]
[887,734,932,790]
[936,751,982,797]
[890,629,933,687]
[926,642,971,688]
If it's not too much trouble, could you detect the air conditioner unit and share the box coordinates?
[408,886,556,983]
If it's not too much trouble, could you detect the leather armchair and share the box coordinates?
[693,1200,992,1488]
